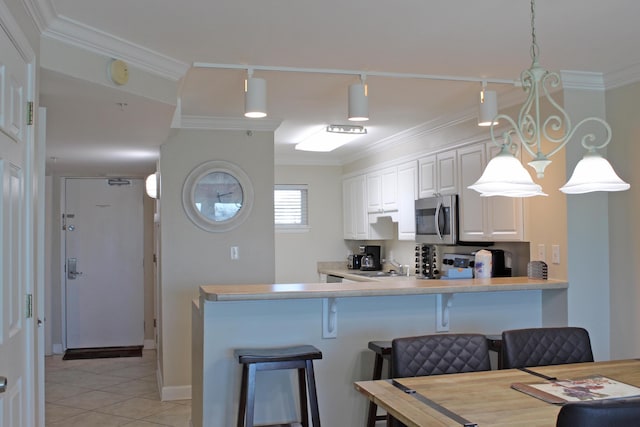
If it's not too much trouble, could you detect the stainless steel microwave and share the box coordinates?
[415,194,458,245]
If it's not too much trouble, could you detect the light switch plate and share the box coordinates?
[537,244,546,263]
[552,245,560,264]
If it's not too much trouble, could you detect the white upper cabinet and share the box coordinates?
[343,174,393,240]
[418,151,458,198]
[367,166,398,214]
[397,161,418,240]
[457,144,487,241]
[457,141,525,242]
[436,151,458,195]
[418,154,437,198]
[343,175,368,240]
[484,142,524,241]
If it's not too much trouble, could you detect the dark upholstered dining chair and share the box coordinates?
[501,327,594,369]
[389,333,491,427]
[556,398,640,427]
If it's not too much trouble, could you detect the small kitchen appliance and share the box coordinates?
[360,245,382,271]
[488,249,512,277]
[415,244,438,279]
[347,254,363,270]
[441,253,474,279]
[473,249,513,278]
[415,195,458,245]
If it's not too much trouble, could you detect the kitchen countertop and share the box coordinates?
[200,276,567,302]
[320,267,417,282]
[317,261,417,282]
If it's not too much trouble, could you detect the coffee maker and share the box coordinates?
[360,245,382,271]
[488,249,512,277]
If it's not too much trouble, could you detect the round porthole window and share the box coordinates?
[182,160,254,232]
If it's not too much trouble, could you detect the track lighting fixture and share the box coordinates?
[477,82,498,127]
[348,76,369,122]
[244,70,267,118]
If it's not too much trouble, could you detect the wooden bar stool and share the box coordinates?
[485,334,504,369]
[366,341,392,427]
[235,344,323,427]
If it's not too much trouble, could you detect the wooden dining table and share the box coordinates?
[354,359,640,426]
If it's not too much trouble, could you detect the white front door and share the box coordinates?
[0,14,34,427]
[64,178,144,349]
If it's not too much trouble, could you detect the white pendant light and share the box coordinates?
[478,84,499,127]
[145,173,158,199]
[469,0,629,197]
[244,73,267,118]
[560,151,630,194]
[348,77,369,122]
[468,145,546,197]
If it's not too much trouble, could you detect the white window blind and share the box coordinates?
[274,184,309,230]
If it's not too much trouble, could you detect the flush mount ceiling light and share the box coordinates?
[477,82,499,127]
[326,124,367,134]
[348,76,369,122]
[295,125,367,152]
[244,70,267,118]
[469,0,630,197]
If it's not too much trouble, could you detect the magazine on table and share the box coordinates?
[511,375,640,404]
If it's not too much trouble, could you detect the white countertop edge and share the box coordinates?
[200,277,568,302]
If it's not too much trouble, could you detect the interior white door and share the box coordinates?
[64,178,144,349]
[0,19,32,427]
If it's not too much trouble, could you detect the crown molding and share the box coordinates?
[1,0,36,62]
[21,0,55,33]
[174,115,282,132]
[44,15,189,80]
[22,0,188,80]
[560,70,605,91]
[603,62,640,90]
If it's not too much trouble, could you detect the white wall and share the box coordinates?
[563,86,612,360]
[275,165,351,283]
[606,80,640,359]
[158,128,275,396]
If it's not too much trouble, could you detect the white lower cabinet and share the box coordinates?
[457,142,524,242]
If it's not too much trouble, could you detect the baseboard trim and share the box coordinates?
[53,343,63,354]
[143,339,155,350]
[162,385,192,401]
[156,359,192,401]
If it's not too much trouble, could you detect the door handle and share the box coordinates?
[0,376,7,393]
[67,258,83,280]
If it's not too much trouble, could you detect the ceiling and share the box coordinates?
[33,0,640,177]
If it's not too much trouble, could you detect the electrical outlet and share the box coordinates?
[537,244,546,262]
[552,245,560,264]
[230,246,239,260]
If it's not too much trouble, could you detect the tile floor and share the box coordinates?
[45,350,192,426]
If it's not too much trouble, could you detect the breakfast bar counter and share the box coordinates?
[199,276,567,301]
[192,277,568,427]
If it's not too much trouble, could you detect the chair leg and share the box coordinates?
[305,360,321,427]
[298,368,309,427]
[244,364,257,427]
[237,365,248,427]
[367,353,384,427]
